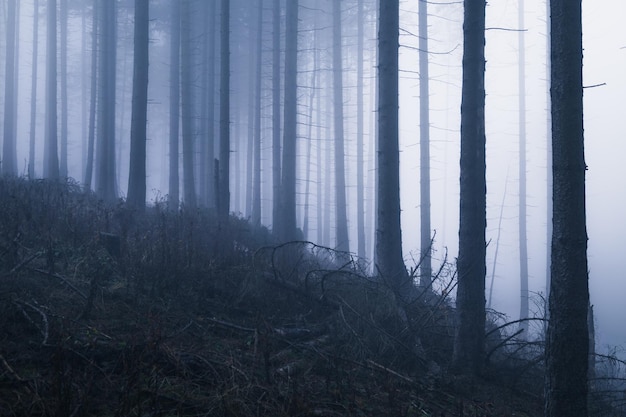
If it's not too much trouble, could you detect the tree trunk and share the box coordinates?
[84,2,98,189]
[418,0,432,287]
[356,0,366,260]
[169,0,180,209]
[252,0,263,226]
[271,0,282,235]
[95,0,117,202]
[60,0,68,178]
[127,0,149,210]
[181,0,197,208]
[2,0,18,176]
[517,0,529,336]
[332,0,349,253]
[279,0,299,241]
[545,0,589,415]
[452,0,486,375]
[28,0,39,179]
[44,0,60,180]
[218,0,231,222]
[376,0,407,288]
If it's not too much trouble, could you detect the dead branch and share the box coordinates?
[31,268,88,299]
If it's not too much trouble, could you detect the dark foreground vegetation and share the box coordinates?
[0,178,621,416]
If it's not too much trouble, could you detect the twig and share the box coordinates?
[31,268,88,299]
[3,251,43,277]
[366,359,415,384]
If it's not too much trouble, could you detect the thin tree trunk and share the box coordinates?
[181,0,197,208]
[44,0,59,180]
[28,0,39,179]
[545,0,589,415]
[127,0,149,210]
[60,0,68,178]
[271,0,282,234]
[2,0,18,176]
[206,0,217,208]
[452,0,487,375]
[252,0,263,226]
[84,2,98,189]
[332,0,349,253]
[517,0,529,336]
[418,0,432,286]
[169,0,180,209]
[355,0,366,260]
[218,0,231,221]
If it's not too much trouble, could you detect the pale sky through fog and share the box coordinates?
[398,0,626,350]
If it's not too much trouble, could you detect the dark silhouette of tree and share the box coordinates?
[60,0,68,178]
[418,0,432,287]
[96,0,118,202]
[127,0,149,210]
[169,0,180,209]
[84,2,98,189]
[218,0,231,221]
[181,0,197,208]
[44,0,60,180]
[332,0,349,253]
[376,0,407,288]
[2,0,18,176]
[28,0,39,179]
[279,0,299,241]
[356,0,366,261]
[517,0,529,336]
[251,0,263,226]
[545,0,589,415]
[271,0,282,235]
[452,0,486,375]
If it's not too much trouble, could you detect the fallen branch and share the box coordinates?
[31,268,88,299]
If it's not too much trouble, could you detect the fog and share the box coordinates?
[2,0,625,351]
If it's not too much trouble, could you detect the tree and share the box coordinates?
[180,0,197,208]
[127,0,149,210]
[376,0,407,289]
[418,0,432,287]
[84,2,98,189]
[2,0,18,176]
[251,0,263,226]
[279,0,299,241]
[218,0,231,221]
[332,0,349,253]
[169,0,180,209]
[44,0,60,180]
[517,0,529,336]
[545,0,589,415]
[452,0,487,374]
[95,0,118,202]
[60,0,68,178]
[271,0,282,234]
[355,0,366,260]
[28,0,39,179]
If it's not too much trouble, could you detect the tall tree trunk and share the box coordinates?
[279,0,299,241]
[44,0,60,180]
[376,0,406,287]
[84,2,98,189]
[95,0,118,202]
[60,0,68,178]
[169,0,180,209]
[271,0,282,235]
[28,0,39,179]
[356,0,366,260]
[2,0,18,176]
[332,0,349,253]
[218,0,231,222]
[418,0,432,286]
[544,0,552,335]
[206,0,217,208]
[252,0,263,226]
[181,0,197,208]
[127,0,149,210]
[452,0,486,375]
[517,0,529,336]
[545,0,589,415]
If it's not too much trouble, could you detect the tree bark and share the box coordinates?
[452,0,487,375]
[28,0,39,179]
[127,0,149,210]
[60,0,68,178]
[271,0,282,235]
[168,0,180,209]
[376,0,407,288]
[356,0,366,260]
[545,0,589,415]
[181,0,197,208]
[2,0,18,176]
[252,0,263,226]
[44,0,60,180]
[218,0,231,222]
[84,2,98,189]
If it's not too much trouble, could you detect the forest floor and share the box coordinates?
[0,178,556,416]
